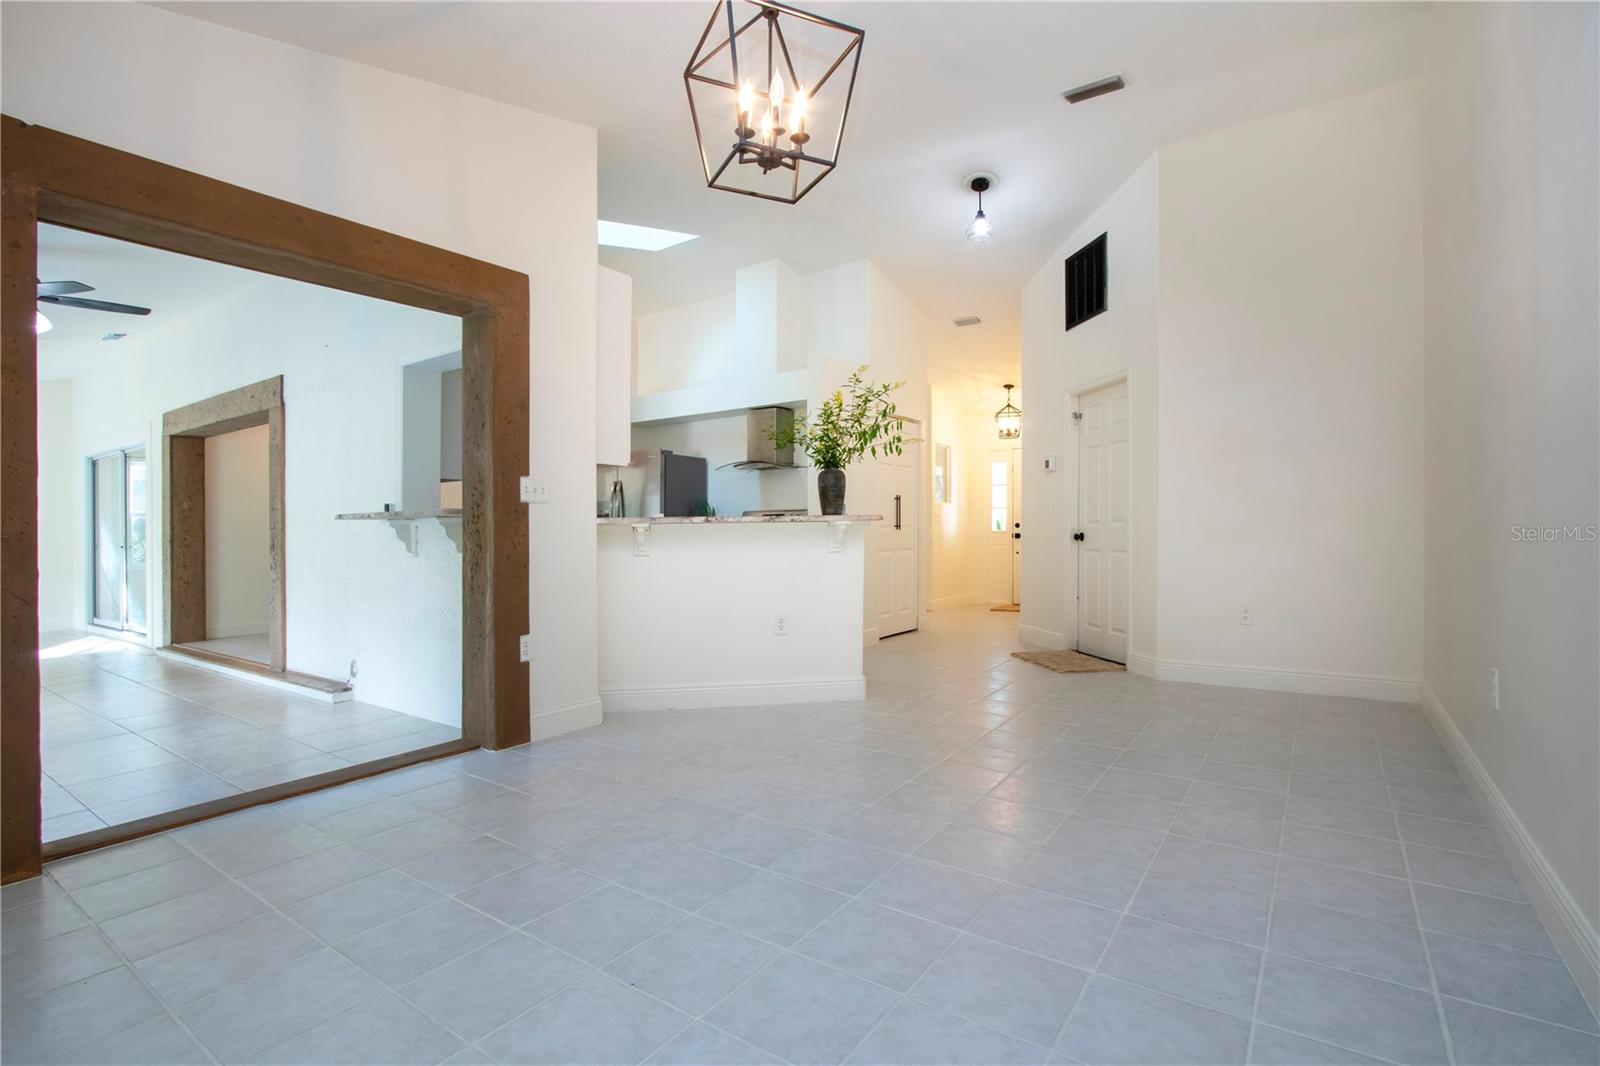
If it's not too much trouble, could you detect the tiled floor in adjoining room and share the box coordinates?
[37,631,461,842]
[5,608,1596,1065]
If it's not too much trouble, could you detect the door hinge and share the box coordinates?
[1072,411,1084,421]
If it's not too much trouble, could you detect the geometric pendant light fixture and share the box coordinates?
[684,0,865,204]
[995,384,1022,439]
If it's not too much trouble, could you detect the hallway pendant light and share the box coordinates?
[965,174,995,243]
[684,0,865,204]
[995,384,1021,439]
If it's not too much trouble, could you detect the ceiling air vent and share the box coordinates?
[1065,232,1108,331]
[1062,75,1126,105]
[953,315,982,328]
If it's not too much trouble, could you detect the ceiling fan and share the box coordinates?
[37,280,152,317]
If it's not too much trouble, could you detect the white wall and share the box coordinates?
[203,424,270,640]
[597,523,867,709]
[635,293,735,395]
[37,381,76,632]
[1156,81,1424,691]
[1421,1,1599,1008]
[1022,84,1424,699]
[3,0,601,737]
[928,386,975,608]
[1021,155,1161,655]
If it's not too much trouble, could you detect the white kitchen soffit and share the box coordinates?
[598,220,698,251]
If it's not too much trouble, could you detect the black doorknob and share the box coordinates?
[1073,531,1085,541]
[1012,532,1021,540]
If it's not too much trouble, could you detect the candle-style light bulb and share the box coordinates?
[759,109,774,145]
[737,79,754,129]
[791,85,808,128]
[770,70,785,124]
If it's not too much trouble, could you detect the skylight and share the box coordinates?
[597,220,698,251]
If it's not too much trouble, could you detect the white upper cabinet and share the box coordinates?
[596,266,633,467]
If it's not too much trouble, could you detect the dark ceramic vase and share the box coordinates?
[817,467,846,515]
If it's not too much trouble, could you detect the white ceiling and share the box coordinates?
[154,2,1424,387]
[36,224,262,381]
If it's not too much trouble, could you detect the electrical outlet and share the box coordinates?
[1490,667,1499,711]
[520,477,550,504]
[518,634,531,662]
[1238,605,1253,626]
[774,614,790,637]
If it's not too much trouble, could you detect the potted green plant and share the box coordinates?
[773,366,913,515]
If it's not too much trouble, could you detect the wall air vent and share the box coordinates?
[1065,232,1108,331]
[953,315,982,328]
[1062,75,1126,104]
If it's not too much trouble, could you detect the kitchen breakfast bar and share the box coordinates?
[596,515,881,711]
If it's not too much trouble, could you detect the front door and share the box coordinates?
[984,446,1022,605]
[1076,381,1129,662]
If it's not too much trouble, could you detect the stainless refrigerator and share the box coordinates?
[632,449,709,517]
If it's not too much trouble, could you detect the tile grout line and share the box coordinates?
[1384,740,1461,1066]
[1241,706,1293,1065]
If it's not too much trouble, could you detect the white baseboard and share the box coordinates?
[929,594,979,611]
[1420,683,1600,1015]
[1126,652,1159,679]
[154,648,351,703]
[1018,624,1069,650]
[531,697,602,741]
[1143,656,1419,703]
[39,616,75,634]
[205,621,270,639]
[600,676,866,712]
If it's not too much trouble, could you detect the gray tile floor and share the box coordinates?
[37,631,461,841]
[6,608,1595,1065]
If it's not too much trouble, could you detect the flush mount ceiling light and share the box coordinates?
[598,220,699,251]
[684,0,865,204]
[995,384,1022,439]
[964,173,996,243]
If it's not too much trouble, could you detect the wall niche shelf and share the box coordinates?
[337,509,463,556]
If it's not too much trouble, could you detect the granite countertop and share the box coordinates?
[336,509,463,521]
[596,514,882,525]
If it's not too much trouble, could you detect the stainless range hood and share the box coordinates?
[723,406,796,470]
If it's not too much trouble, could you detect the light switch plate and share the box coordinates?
[520,477,550,504]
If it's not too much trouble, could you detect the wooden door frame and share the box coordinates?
[1,116,531,883]
[162,376,287,670]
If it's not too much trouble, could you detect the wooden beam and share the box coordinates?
[164,435,207,647]
[1,177,43,884]
[1,115,531,879]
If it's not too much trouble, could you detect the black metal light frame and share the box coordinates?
[996,384,1022,440]
[684,0,864,204]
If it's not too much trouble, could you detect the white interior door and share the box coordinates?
[1076,381,1129,662]
[872,434,920,638]
[984,447,1021,604]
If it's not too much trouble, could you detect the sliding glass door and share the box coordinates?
[90,447,148,633]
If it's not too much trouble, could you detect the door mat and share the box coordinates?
[990,604,1020,613]
[1011,649,1125,674]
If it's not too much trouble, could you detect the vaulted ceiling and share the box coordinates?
[159,2,1424,388]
